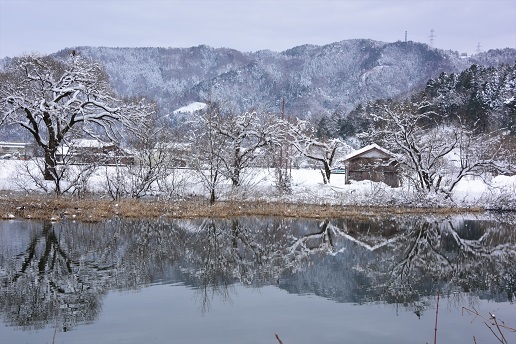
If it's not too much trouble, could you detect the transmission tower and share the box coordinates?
[429,29,436,48]
[475,42,482,54]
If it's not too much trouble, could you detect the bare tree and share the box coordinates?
[365,100,511,196]
[212,111,279,187]
[187,103,227,204]
[0,54,153,194]
[103,122,178,200]
[185,102,284,202]
[364,101,447,192]
[287,119,350,184]
[17,147,98,197]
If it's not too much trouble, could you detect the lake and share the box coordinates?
[0,214,514,343]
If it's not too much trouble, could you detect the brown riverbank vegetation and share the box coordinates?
[0,192,484,222]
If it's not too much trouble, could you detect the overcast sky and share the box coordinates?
[0,0,515,58]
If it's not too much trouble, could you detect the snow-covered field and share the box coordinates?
[1,159,515,209]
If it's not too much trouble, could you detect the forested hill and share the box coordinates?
[44,40,516,119]
[338,61,516,141]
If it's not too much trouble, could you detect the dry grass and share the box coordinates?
[0,192,485,222]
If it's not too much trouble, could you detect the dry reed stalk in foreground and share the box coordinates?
[462,307,516,343]
[434,290,440,344]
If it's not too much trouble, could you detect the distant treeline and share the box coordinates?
[320,62,516,139]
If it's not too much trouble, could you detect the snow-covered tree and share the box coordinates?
[185,102,285,201]
[422,62,516,133]
[187,103,227,204]
[365,100,511,196]
[0,54,153,193]
[210,111,280,186]
[104,127,173,200]
[287,119,351,184]
[365,101,450,191]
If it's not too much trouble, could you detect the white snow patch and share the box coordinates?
[173,102,207,114]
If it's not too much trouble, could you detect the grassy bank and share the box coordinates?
[0,193,485,222]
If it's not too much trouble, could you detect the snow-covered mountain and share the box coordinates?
[43,40,516,119]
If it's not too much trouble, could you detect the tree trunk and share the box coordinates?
[43,150,57,181]
[43,148,61,194]
[323,162,331,184]
[231,169,240,187]
[232,152,242,187]
[320,169,328,184]
[208,168,218,204]
[209,188,216,205]
[421,171,432,190]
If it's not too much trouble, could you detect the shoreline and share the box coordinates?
[0,193,486,222]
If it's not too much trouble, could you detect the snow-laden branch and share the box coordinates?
[284,119,351,184]
[364,100,510,197]
[0,54,154,191]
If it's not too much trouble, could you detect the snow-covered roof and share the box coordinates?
[343,143,395,161]
[69,139,111,148]
[0,142,32,148]
[154,142,192,150]
[57,139,114,155]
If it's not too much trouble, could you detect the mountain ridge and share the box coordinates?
[16,39,516,119]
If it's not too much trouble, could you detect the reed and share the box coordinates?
[0,193,485,222]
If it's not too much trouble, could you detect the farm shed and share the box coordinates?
[342,143,400,187]
[57,139,134,165]
[0,142,36,159]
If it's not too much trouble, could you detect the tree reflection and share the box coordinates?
[0,219,183,332]
[0,214,514,331]
[287,215,516,316]
[0,222,103,331]
[175,217,333,311]
[382,216,516,303]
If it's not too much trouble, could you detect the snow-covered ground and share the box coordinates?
[1,159,515,209]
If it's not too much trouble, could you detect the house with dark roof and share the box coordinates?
[342,143,400,187]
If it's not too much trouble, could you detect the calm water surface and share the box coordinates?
[0,214,514,343]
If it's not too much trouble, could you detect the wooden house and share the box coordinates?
[57,139,134,165]
[153,142,190,167]
[342,143,400,187]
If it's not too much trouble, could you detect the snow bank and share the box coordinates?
[1,159,515,209]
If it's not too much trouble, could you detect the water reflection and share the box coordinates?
[282,216,516,311]
[0,214,514,332]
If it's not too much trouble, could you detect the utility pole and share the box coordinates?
[405,31,407,43]
[278,98,284,186]
[277,98,291,189]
